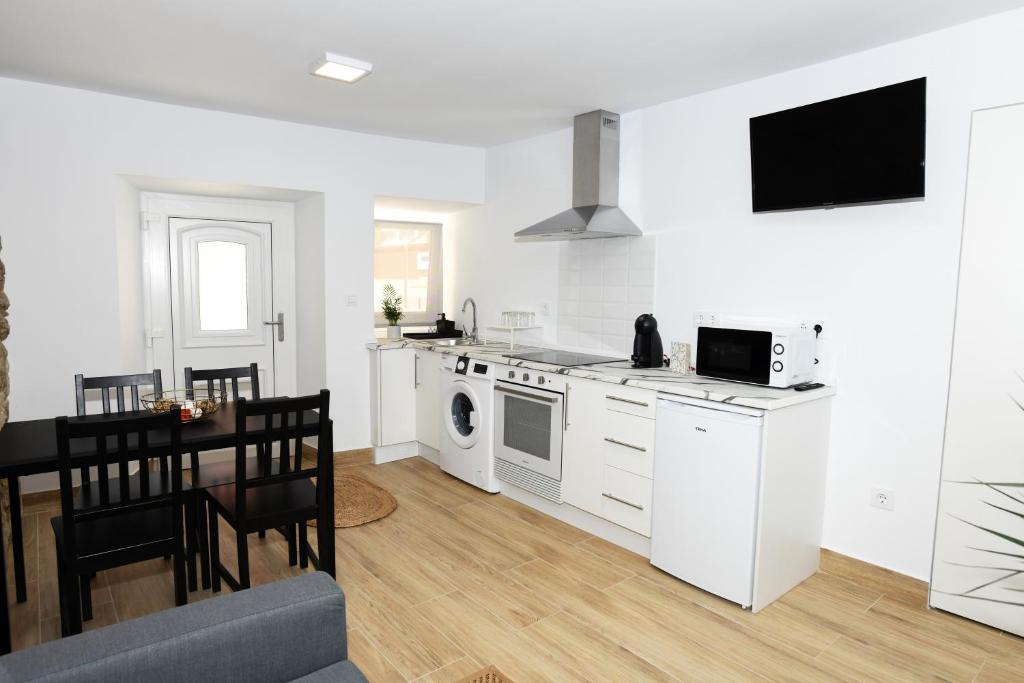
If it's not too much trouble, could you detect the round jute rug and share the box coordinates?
[309,472,397,528]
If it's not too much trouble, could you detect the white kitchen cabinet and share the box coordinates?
[601,465,653,536]
[414,350,441,450]
[562,376,657,536]
[560,377,606,516]
[369,348,417,446]
[602,409,656,478]
[602,385,657,419]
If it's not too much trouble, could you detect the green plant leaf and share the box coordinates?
[945,562,1024,571]
[984,501,1024,522]
[931,590,1024,608]
[963,570,1023,595]
[951,515,1024,549]
[966,546,1024,561]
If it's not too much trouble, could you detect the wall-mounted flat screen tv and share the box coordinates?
[750,77,926,212]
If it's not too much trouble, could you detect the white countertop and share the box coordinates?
[367,338,835,411]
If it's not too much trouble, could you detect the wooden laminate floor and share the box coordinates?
[7,453,1024,682]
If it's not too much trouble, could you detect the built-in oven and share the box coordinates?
[493,367,566,502]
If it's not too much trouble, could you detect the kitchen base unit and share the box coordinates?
[368,346,443,464]
[651,394,832,612]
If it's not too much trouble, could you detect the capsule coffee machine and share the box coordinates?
[631,313,665,368]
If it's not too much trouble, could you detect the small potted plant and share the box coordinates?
[381,284,404,339]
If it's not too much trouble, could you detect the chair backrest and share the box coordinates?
[74,370,163,416]
[184,363,260,401]
[232,391,330,522]
[55,409,183,560]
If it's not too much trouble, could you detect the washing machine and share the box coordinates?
[439,355,499,493]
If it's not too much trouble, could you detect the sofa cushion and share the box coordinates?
[0,572,350,683]
[290,660,369,683]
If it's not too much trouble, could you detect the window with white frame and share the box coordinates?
[373,221,442,327]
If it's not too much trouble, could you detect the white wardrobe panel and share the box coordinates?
[930,103,1024,636]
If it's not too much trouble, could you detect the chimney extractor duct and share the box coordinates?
[515,110,642,241]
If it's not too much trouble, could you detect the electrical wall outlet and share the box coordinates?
[693,311,718,327]
[871,487,895,511]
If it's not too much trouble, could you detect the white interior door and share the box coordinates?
[168,217,276,395]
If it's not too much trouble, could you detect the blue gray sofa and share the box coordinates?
[0,572,367,683]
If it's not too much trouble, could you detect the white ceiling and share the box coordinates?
[1,0,1022,146]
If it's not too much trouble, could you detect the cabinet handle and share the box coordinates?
[602,492,645,510]
[605,394,649,407]
[495,385,558,403]
[564,383,571,430]
[414,354,420,388]
[603,437,646,452]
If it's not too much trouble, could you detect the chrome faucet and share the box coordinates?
[461,297,478,342]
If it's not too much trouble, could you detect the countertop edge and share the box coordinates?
[366,339,835,411]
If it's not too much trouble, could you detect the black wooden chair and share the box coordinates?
[74,370,164,479]
[52,409,187,636]
[205,390,333,592]
[71,369,198,617]
[182,363,288,590]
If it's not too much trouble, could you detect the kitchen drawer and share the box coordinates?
[602,385,657,419]
[601,465,653,537]
[603,409,655,478]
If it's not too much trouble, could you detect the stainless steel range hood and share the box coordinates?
[515,110,642,241]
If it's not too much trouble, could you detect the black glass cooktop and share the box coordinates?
[505,350,625,367]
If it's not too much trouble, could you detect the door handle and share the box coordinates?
[414,354,420,388]
[563,383,570,430]
[263,313,284,342]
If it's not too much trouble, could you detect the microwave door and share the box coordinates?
[495,384,564,481]
[696,328,773,385]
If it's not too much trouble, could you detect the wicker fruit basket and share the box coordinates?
[142,389,225,423]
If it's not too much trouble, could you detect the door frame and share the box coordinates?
[141,192,297,396]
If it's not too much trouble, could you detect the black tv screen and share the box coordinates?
[750,78,926,212]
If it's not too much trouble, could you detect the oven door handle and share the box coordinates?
[495,385,559,404]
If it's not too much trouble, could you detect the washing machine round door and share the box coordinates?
[444,380,481,449]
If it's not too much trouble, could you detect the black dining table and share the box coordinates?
[0,402,335,654]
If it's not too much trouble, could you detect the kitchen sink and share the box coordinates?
[431,338,478,346]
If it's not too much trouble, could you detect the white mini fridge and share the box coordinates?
[650,398,764,607]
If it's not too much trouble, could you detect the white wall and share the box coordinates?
[446,116,644,346]
[113,177,145,370]
[0,78,484,454]
[451,8,1024,578]
[295,193,326,395]
[446,128,565,345]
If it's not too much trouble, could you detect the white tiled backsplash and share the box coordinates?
[557,235,657,354]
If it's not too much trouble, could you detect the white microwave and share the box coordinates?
[696,325,816,388]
